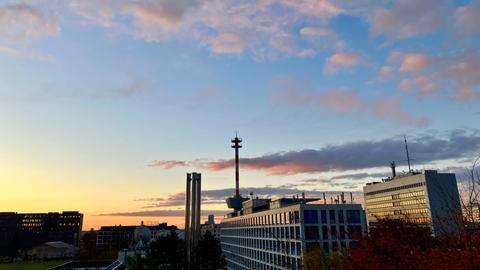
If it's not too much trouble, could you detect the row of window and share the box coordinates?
[367,198,427,210]
[366,190,426,204]
[221,237,301,256]
[365,182,425,196]
[223,211,301,227]
[221,225,301,240]
[369,207,429,217]
[304,209,361,224]
[222,243,302,270]
[304,225,362,241]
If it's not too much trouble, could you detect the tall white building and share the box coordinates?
[220,197,366,270]
[363,170,462,235]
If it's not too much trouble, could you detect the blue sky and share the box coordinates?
[0,0,479,228]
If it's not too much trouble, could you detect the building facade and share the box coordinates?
[96,222,178,250]
[0,211,83,255]
[220,198,365,270]
[363,170,462,235]
[201,215,221,239]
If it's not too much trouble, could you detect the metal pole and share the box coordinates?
[185,173,192,269]
[195,173,201,247]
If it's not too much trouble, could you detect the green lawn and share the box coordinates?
[0,260,67,270]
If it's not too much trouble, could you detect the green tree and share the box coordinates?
[196,231,225,270]
[146,231,185,270]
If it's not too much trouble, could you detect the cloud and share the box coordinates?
[447,59,480,101]
[271,77,426,125]
[134,186,364,209]
[375,66,396,82]
[324,53,361,74]
[206,33,248,54]
[147,160,189,170]
[0,46,56,63]
[69,0,344,59]
[151,129,480,175]
[399,53,432,73]
[454,0,480,34]
[371,97,428,125]
[370,0,447,40]
[399,75,436,97]
[0,3,60,43]
[98,209,229,217]
[300,26,332,37]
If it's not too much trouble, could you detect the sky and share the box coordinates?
[0,0,479,230]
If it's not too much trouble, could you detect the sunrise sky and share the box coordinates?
[1,0,479,230]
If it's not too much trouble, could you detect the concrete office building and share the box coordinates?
[220,197,365,270]
[363,169,462,235]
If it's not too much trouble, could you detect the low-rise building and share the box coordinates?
[28,241,75,259]
[96,222,178,250]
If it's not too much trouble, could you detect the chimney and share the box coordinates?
[323,192,326,204]
[390,161,397,177]
[341,192,345,204]
[184,173,192,267]
[350,192,353,203]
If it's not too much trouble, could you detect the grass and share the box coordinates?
[0,260,67,270]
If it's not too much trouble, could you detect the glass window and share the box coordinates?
[346,210,361,223]
[329,210,336,223]
[338,210,344,224]
[304,210,318,224]
[305,226,320,240]
[321,210,327,224]
[322,226,328,240]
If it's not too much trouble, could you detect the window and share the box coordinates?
[322,226,328,240]
[329,210,336,223]
[338,210,344,224]
[304,210,319,224]
[321,210,327,224]
[305,226,320,240]
[346,210,361,223]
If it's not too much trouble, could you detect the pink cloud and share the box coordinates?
[399,53,432,73]
[376,66,396,82]
[0,3,60,43]
[272,77,427,126]
[455,1,480,34]
[69,0,343,59]
[207,33,248,54]
[399,75,436,97]
[147,160,189,169]
[370,0,446,40]
[324,53,361,74]
[447,61,480,101]
[372,98,428,126]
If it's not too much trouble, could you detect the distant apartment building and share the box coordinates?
[96,222,178,250]
[363,170,462,235]
[201,214,221,239]
[0,211,83,255]
[220,197,366,270]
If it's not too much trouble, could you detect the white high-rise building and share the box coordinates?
[220,197,366,270]
[363,170,462,235]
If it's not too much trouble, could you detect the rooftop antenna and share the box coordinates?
[404,135,413,172]
[231,132,242,198]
